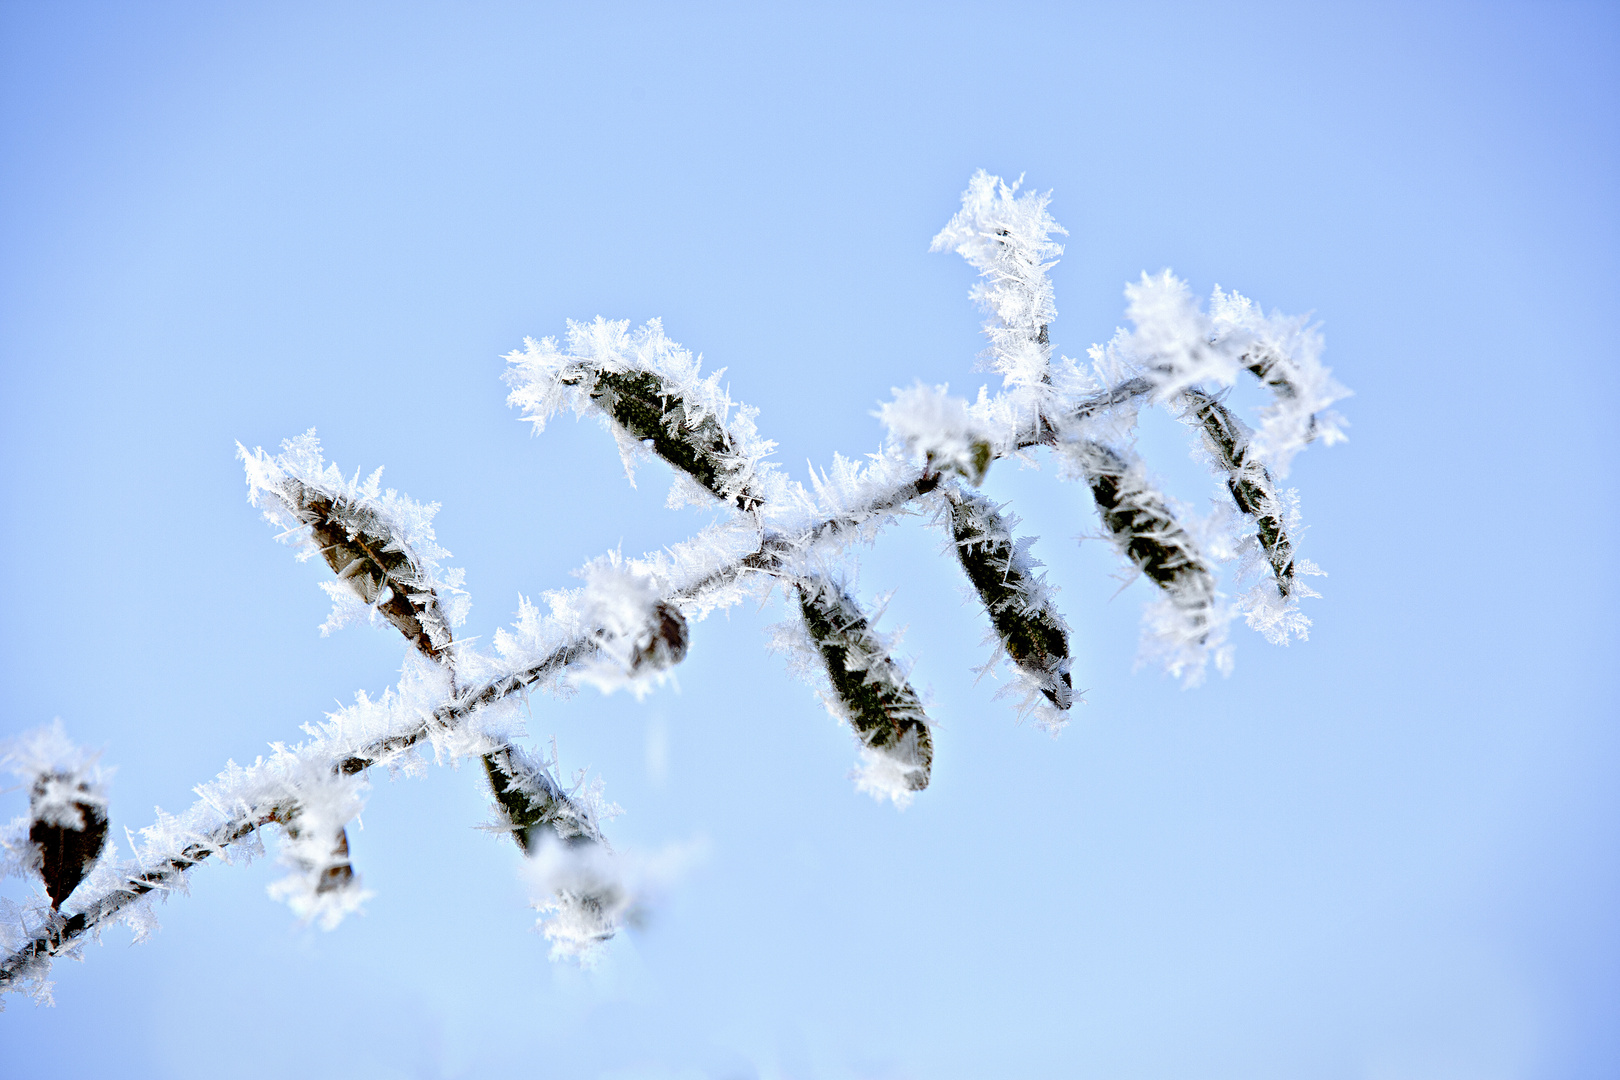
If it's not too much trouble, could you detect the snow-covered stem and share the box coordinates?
[251,453,620,925]
[0,807,267,993]
[0,632,596,991]
[0,473,960,987]
[1,370,1327,990]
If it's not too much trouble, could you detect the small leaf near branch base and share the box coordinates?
[29,773,108,911]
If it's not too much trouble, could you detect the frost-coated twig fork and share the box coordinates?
[1,171,1347,1005]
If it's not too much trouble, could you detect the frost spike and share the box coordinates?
[4,636,597,994]
[796,578,933,794]
[1180,388,1296,597]
[587,369,764,511]
[947,491,1074,713]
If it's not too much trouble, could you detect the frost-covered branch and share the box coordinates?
[3,170,1350,1003]
[0,449,951,990]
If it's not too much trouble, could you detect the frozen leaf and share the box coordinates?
[2,722,110,911]
[795,578,932,804]
[947,492,1074,729]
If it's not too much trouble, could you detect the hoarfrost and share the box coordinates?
[572,554,690,699]
[931,170,1066,401]
[503,317,790,515]
[238,431,472,643]
[1090,272,1350,478]
[2,721,110,831]
[523,833,706,962]
[878,382,993,484]
[5,171,1353,1001]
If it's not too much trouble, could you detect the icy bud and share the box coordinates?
[795,578,932,805]
[1208,286,1349,477]
[575,558,689,698]
[525,836,625,960]
[523,833,705,963]
[878,383,993,484]
[948,493,1074,729]
[265,770,370,931]
[3,721,110,911]
[239,431,470,658]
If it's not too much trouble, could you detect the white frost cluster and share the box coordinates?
[523,833,704,962]
[877,383,992,483]
[261,768,371,931]
[1228,486,1325,647]
[237,430,472,639]
[1091,272,1350,477]
[850,736,930,808]
[931,170,1066,400]
[1135,593,1235,687]
[0,819,35,901]
[1,719,109,832]
[571,555,687,699]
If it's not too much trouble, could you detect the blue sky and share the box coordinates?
[2,2,1616,1077]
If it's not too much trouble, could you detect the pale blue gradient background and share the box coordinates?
[2,3,1616,1078]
